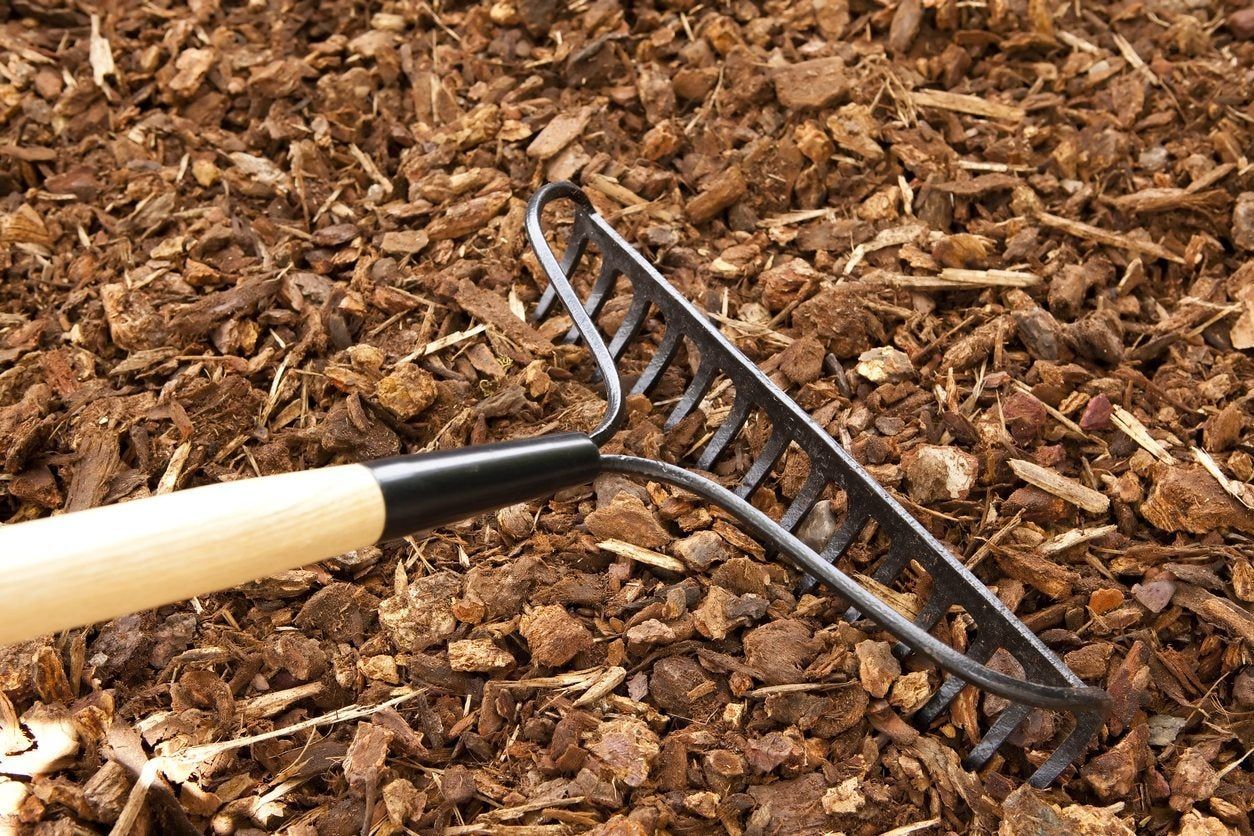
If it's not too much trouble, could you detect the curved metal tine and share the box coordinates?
[915,635,998,726]
[563,258,619,344]
[797,505,870,593]
[606,291,651,360]
[630,326,681,397]
[1028,709,1103,788]
[664,361,716,431]
[534,283,559,323]
[963,703,1031,771]
[893,589,953,658]
[779,469,827,531]
[844,540,911,622]
[533,216,590,323]
[696,395,750,470]
[735,429,789,499]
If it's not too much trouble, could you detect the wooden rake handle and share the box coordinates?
[0,434,600,646]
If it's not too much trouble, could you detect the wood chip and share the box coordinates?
[686,165,747,224]
[911,88,1025,122]
[1040,524,1117,556]
[1008,459,1110,514]
[1173,584,1254,643]
[1110,405,1177,464]
[1036,211,1186,263]
[597,539,687,573]
[454,278,554,356]
[867,268,1040,289]
[89,15,116,91]
[527,106,594,160]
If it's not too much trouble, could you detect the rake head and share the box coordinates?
[525,181,1110,787]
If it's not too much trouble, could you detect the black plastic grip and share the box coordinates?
[367,433,602,540]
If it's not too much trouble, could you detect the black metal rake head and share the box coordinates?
[525,181,1110,787]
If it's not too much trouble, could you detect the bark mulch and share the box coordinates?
[1,0,1253,834]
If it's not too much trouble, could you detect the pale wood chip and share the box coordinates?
[864,270,1039,289]
[1036,211,1185,263]
[939,268,1040,287]
[155,442,192,495]
[572,666,628,707]
[1110,405,1177,464]
[89,15,116,91]
[853,573,920,620]
[1112,32,1160,86]
[396,324,486,364]
[1008,459,1110,514]
[598,539,687,572]
[1040,524,1117,556]
[1057,30,1104,54]
[757,208,832,228]
[880,819,943,836]
[911,88,1025,121]
[585,173,646,206]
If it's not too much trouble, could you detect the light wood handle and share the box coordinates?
[0,464,385,646]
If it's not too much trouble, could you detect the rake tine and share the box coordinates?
[606,292,650,360]
[664,362,716,430]
[872,542,912,583]
[534,284,558,323]
[735,429,788,499]
[963,703,1031,770]
[796,506,870,593]
[696,395,750,470]
[913,590,952,631]
[893,590,953,658]
[819,506,870,563]
[1027,709,1103,788]
[563,259,618,344]
[916,636,998,726]
[533,221,589,322]
[779,469,827,531]
[630,327,682,396]
[844,541,911,621]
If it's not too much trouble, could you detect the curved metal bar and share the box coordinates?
[524,181,626,445]
[601,453,1113,718]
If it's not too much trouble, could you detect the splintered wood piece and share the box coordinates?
[597,539,686,573]
[867,269,1041,289]
[938,268,1040,287]
[1040,524,1118,556]
[572,666,628,707]
[911,89,1025,122]
[1008,459,1110,514]
[1036,211,1186,264]
[853,573,920,620]
[1110,406,1178,464]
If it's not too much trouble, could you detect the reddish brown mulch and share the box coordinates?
[1,0,1253,834]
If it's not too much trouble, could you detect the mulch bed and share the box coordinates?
[1,0,1253,833]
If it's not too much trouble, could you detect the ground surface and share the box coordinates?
[1,0,1253,834]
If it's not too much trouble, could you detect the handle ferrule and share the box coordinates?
[368,432,601,540]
